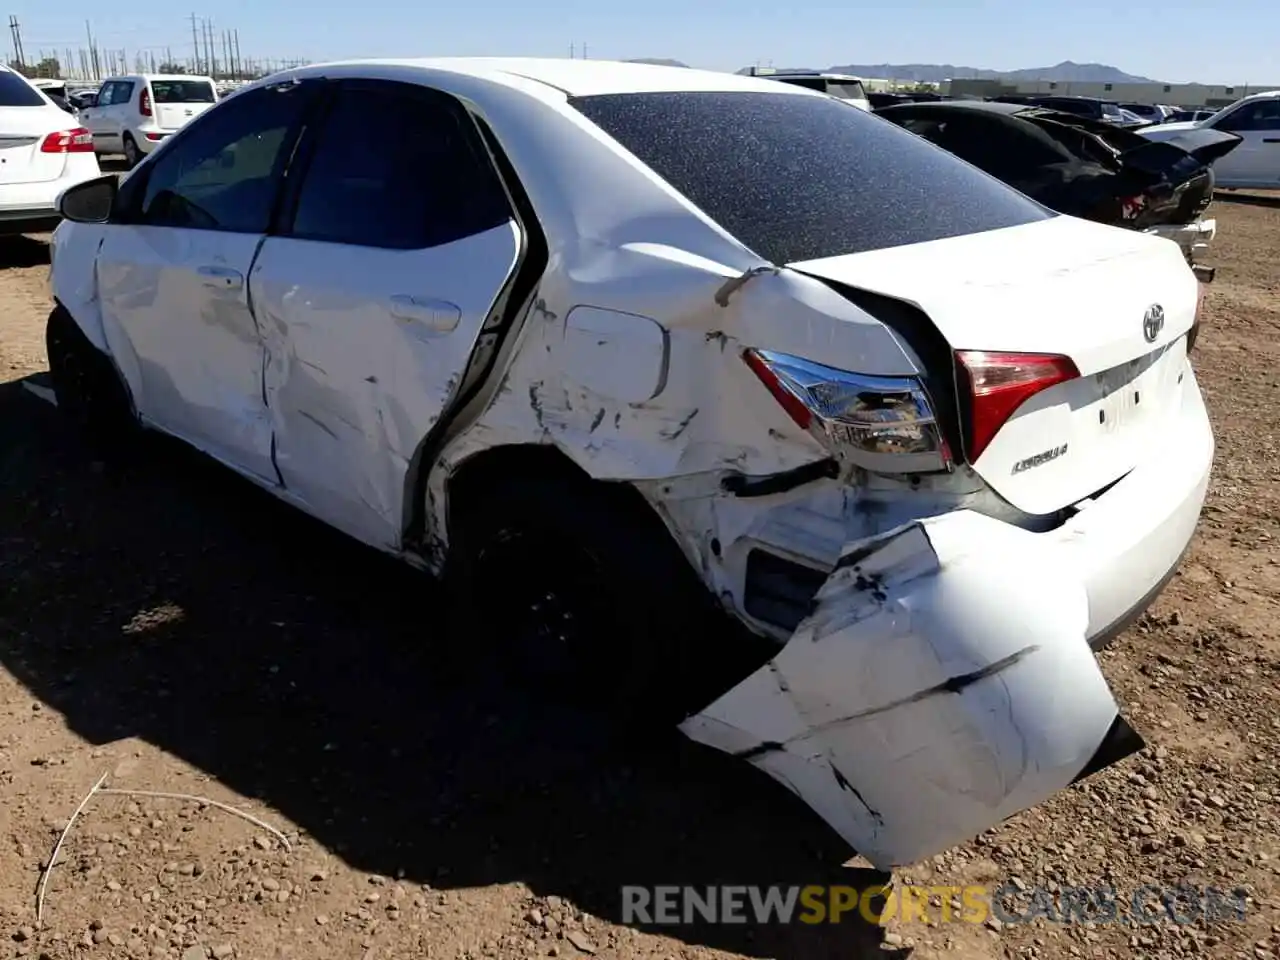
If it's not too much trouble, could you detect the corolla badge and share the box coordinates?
[1143,303,1165,343]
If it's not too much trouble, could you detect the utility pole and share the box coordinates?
[582,42,587,59]
[9,16,25,70]
[569,42,574,59]
[190,14,201,73]
[204,19,216,77]
[232,30,241,79]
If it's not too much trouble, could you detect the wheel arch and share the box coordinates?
[439,442,678,559]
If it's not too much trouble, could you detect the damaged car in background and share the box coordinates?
[877,98,1240,283]
[45,58,1213,871]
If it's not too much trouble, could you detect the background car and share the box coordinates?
[1137,90,1280,190]
[878,98,1238,277]
[753,70,872,110]
[0,66,102,235]
[992,93,1131,124]
[1120,102,1177,123]
[78,73,219,167]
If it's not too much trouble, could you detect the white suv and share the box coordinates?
[45,59,1212,870]
[1139,89,1280,189]
[0,65,101,235]
[79,74,218,167]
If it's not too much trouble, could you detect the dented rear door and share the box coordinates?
[251,78,522,550]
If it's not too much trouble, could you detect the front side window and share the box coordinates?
[570,91,1051,264]
[285,81,511,249]
[1216,101,1280,132]
[133,83,312,233]
[0,70,49,107]
[151,79,216,104]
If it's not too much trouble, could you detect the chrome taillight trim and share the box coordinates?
[753,349,951,474]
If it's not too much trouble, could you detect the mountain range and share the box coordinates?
[623,59,1159,83]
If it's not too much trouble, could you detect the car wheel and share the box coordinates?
[444,475,771,731]
[45,306,139,455]
[122,134,140,168]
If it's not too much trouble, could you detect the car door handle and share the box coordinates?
[388,295,461,333]
[197,265,244,290]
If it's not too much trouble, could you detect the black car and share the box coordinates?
[990,94,1134,125]
[876,99,1240,270]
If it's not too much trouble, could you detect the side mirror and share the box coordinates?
[58,174,119,224]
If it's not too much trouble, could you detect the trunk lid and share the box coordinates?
[149,78,217,131]
[0,105,72,184]
[790,215,1199,515]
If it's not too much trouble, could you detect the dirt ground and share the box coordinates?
[0,195,1277,960]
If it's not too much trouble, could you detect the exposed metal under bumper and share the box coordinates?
[1192,263,1215,284]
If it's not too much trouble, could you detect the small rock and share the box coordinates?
[93,929,110,945]
[252,837,271,851]
[314,915,328,926]
[883,932,904,946]
[182,947,207,960]
[261,879,280,892]
[365,892,381,903]
[526,909,543,926]
[14,927,34,942]
[211,945,234,959]
[565,931,597,955]
[90,920,105,931]
[310,870,327,882]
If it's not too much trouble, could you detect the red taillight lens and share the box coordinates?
[956,350,1080,462]
[743,348,813,429]
[39,127,94,153]
[139,88,152,116]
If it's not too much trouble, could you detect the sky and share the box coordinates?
[9,0,1278,85]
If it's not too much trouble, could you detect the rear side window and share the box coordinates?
[152,80,216,104]
[285,82,511,249]
[570,91,1051,264]
[0,70,48,107]
[827,81,866,101]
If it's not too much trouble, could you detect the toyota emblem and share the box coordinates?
[1142,304,1165,343]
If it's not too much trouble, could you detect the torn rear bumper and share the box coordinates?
[1146,218,1216,270]
[680,518,1144,869]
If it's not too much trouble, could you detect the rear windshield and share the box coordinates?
[1100,102,1123,118]
[569,91,1051,264]
[0,70,48,107]
[151,80,216,104]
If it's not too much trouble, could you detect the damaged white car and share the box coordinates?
[46,58,1213,871]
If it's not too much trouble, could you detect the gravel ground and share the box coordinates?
[0,194,1277,960]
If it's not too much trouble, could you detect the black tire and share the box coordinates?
[45,306,139,456]
[122,134,141,169]
[443,474,771,731]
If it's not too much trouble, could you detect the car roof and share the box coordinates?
[286,57,816,98]
[879,99,1029,117]
[100,73,215,82]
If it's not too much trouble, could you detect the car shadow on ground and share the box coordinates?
[0,235,51,269]
[1213,190,1280,209]
[0,378,900,960]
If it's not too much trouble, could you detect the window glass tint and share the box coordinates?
[1100,102,1122,118]
[0,70,48,107]
[152,80,216,104]
[570,91,1050,264]
[1218,101,1280,131]
[827,81,866,101]
[138,85,305,232]
[288,84,511,249]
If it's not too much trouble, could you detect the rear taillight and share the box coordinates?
[139,88,152,116]
[39,127,94,153]
[743,348,952,474]
[956,350,1080,462]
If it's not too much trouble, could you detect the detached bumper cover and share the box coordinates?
[681,517,1138,869]
[1145,218,1217,266]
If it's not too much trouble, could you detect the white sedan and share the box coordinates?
[0,65,102,235]
[46,58,1212,870]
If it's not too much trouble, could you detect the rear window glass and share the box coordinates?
[0,71,48,107]
[570,91,1051,264]
[152,80,216,104]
